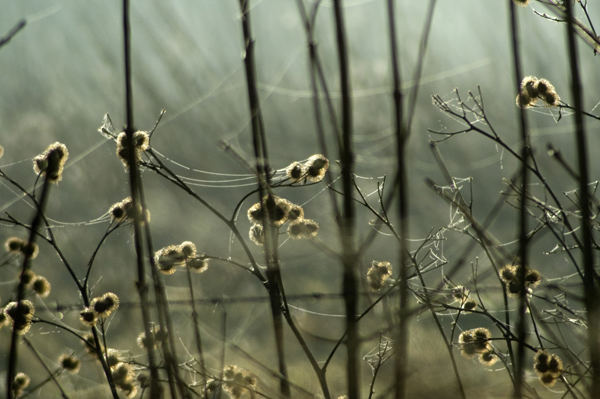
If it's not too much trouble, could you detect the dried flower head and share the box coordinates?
[12,372,30,397]
[91,292,120,317]
[247,195,292,226]
[223,365,256,399]
[5,237,25,253]
[479,349,498,366]
[367,260,392,291]
[287,218,319,239]
[4,237,39,259]
[116,131,149,167]
[459,328,491,358]
[31,275,51,297]
[5,300,35,335]
[534,350,563,387]
[513,0,530,6]
[32,142,69,182]
[305,154,329,182]
[155,245,186,274]
[106,349,122,369]
[463,299,477,312]
[187,256,209,273]
[516,76,560,108]
[137,331,156,349]
[112,362,134,386]
[80,307,98,327]
[500,264,542,296]
[521,76,538,98]
[249,224,264,246]
[285,161,305,182]
[136,326,166,349]
[451,285,470,302]
[179,241,197,259]
[20,269,36,287]
[287,203,304,221]
[59,354,81,374]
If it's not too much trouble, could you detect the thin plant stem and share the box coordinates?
[185,265,209,399]
[237,1,290,396]
[121,1,162,397]
[508,2,530,397]
[564,0,599,396]
[331,1,359,398]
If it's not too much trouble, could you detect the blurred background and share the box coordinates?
[1,0,599,397]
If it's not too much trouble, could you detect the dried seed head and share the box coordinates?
[106,349,122,369]
[247,195,292,226]
[5,237,25,253]
[32,142,69,182]
[20,269,36,287]
[5,238,38,259]
[521,76,539,98]
[287,218,319,239]
[5,300,35,334]
[459,328,491,358]
[451,285,470,302]
[187,256,209,273]
[285,161,305,182]
[155,245,186,274]
[12,372,30,397]
[287,203,304,221]
[79,308,98,327]
[479,350,498,366]
[179,241,197,259]
[112,362,134,385]
[463,299,477,312]
[305,154,329,182]
[90,292,119,317]
[31,275,51,297]
[223,365,256,399]
[137,331,156,349]
[59,354,81,374]
[116,131,149,168]
[499,265,516,283]
[543,91,560,107]
[366,260,392,291]
[536,78,554,94]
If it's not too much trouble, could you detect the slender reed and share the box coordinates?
[564,0,599,396]
[237,1,290,396]
[507,2,530,397]
[6,170,52,399]
[331,1,359,398]
[121,1,163,397]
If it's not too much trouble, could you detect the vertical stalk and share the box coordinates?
[386,1,408,398]
[237,1,290,396]
[564,0,599,396]
[332,1,358,398]
[6,176,54,399]
[121,1,163,397]
[185,266,208,399]
[508,2,529,397]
